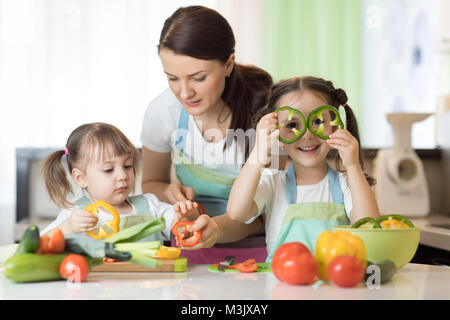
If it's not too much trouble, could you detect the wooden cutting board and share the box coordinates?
[92,257,188,272]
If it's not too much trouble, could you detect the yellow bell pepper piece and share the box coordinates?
[86,200,121,240]
[314,230,367,281]
[380,219,409,229]
[156,246,181,259]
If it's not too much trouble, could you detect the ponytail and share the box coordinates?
[333,88,376,186]
[223,63,273,158]
[41,150,74,209]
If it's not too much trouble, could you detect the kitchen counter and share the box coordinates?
[0,245,449,300]
[411,214,450,251]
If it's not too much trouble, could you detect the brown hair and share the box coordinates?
[158,5,273,157]
[264,76,376,186]
[41,122,140,208]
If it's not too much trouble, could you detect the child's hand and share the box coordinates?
[327,129,360,169]
[251,112,280,166]
[174,214,219,250]
[66,209,99,234]
[173,200,200,224]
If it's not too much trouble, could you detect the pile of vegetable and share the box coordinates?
[2,217,181,283]
[272,230,397,288]
[351,214,414,229]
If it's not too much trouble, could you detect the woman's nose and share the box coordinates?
[179,81,194,100]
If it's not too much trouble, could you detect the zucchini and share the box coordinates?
[2,253,102,283]
[364,260,396,285]
[3,253,67,283]
[14,225,40,256]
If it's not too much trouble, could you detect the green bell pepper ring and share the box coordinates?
[274,106,307,144]
[307,105,344,140]
[376,215,414,229]
[351,217,382,229]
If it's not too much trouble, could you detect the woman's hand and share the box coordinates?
[174,214,220,250]
[61,209,99,234]
[163,182,195,204]
[327,129,360,170]
[173,200,200,224]
[250,112,279,167]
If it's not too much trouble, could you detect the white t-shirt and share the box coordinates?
[40,193,174,240]
[140,88,245,177]
[246,168,353,256]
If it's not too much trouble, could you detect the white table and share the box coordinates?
[1,256,449,300]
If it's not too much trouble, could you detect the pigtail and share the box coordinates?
[41,150,74,209]
[334,90,376,186]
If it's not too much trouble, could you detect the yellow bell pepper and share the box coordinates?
[314,230,367,281]
[156,246,181,259]
[86,200,121,240]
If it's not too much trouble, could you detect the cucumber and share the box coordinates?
[14,225,40,256]
[364,260,397,285]
[3,253,67,283]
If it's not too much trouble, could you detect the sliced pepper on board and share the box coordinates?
[314,230,367,281]
[377,215,414,229]
[156,246,181,259]
[351,217,382,229]
[227,259,258,273]
[171,221,202,247]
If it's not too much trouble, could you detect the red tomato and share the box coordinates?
[272,242,311,279]
[59,254,90,282]
[328,255,365,288]
[275,253,318,285]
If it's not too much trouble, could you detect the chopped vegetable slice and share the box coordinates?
[352,217,382,229]
[171,221,202,247]
[377,215,414,229]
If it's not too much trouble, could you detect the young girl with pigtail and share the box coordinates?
[227,76,380,261]
[40,122,201,242]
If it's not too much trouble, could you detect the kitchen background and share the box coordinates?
[0,0,449,259]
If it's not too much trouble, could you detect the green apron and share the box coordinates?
[75,195,163,243]
[266,164,349,262]
[173,107,236,216]
[172,107,267,263]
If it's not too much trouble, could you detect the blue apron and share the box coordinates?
[171,107,267,263]
[266,164,350,262]
[75,195,163,243]
[173,107,236,215]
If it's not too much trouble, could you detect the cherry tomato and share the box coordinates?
[272,242,311,279]
[328,255,365,288]
[59,254,90,282]
[275,253,318,285]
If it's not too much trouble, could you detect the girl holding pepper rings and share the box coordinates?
[40,122,201,243]
[227,76,381,262]
[140,6,273,263]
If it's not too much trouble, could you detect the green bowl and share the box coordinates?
[331,226,420,270]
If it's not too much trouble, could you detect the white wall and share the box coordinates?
[0,0,264,245]
[361,0,440,149]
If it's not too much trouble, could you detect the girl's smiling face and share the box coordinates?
[277,90,331,168]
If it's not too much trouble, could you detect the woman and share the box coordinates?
[140,6,273,263]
